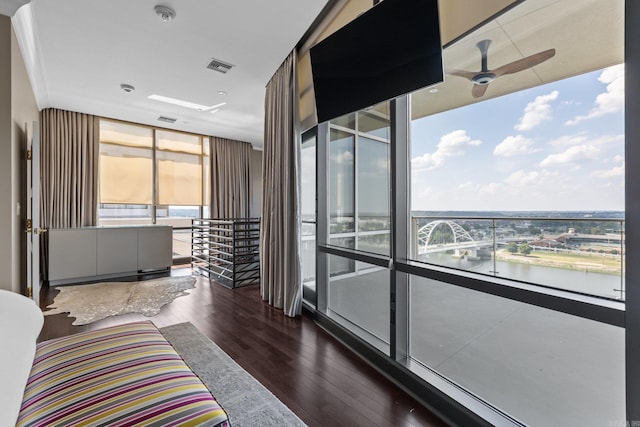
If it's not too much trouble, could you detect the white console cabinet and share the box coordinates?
[48,225,172,285]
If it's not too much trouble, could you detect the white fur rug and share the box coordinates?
[44,276,196,325]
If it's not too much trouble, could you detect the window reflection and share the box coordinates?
[328,101,391,257]
[409,275,624,426]
[329,129,355,234]
[328,255,390,355]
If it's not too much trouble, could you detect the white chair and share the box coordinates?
[0,290,43,427]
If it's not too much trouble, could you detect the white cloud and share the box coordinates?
[504,170,544,187]
[436,129,482,155]
[566,64,624,125]
[411,152,441,171]
[540,133,623,168]
[332,150,353,164]
[478,182,503,195]
[592,162,625,178]
[548,133,589,148]
[514,90,559,131]
[549,133,623,148]
[457,181,476,191]
[411,130,481,171]
[612,154,624,163]
[539,144,600,167]
[493,135,539,157]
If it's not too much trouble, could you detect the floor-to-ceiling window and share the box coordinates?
[312,0,633,425]
[98,119,209,261]
[404,2,626,421]
[322,101,392,354]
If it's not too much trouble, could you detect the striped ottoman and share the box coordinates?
[17,321,230,427]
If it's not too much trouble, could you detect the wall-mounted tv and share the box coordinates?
[310,0,443,123]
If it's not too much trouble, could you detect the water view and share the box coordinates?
[304,210,625,301]
[412,211,624,300]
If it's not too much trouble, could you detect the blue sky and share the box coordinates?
[411,64,625,212]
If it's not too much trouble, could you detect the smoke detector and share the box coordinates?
[120,83,135,93]
[154,5,176,22]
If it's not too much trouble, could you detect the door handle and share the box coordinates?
[25,220,47,235]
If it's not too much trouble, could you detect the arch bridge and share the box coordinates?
[417,220,474,247]
[416,220,495,258]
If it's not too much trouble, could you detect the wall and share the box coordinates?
[11,25,38,294]
[250,148,262,218]
[0,16,13,292]
[0,16,38,294]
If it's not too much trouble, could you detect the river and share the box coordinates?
[422,253,623,300]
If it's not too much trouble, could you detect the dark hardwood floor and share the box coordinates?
[39,269,447,427]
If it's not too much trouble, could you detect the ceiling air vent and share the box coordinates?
[207,58,234,74]
[158,116,177,124]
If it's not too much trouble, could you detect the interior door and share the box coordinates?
[26,121,40,305]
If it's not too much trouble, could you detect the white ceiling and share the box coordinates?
[0,0,29,17]
[11,0,328,149]
[11,0,623,148]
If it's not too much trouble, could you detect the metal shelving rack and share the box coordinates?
[191,218,260,288]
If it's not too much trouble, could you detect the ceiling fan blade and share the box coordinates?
[493,48,556,77]
[447,69,477,80]
[472,83,488,98]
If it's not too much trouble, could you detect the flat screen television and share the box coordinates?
[310,0,443,123]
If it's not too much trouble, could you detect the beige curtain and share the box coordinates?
[210,137,252,219]
[261,50,302,317]
[40,108,98,277]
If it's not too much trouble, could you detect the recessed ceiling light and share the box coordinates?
[120,83,135,93]
[217,90,227,96]
[154,5,176,22]
[148,94,226,112]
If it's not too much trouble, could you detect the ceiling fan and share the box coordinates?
[448,39,556,98]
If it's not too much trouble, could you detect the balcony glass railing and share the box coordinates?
[410,216,625,300]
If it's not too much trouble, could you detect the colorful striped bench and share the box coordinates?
[16,321,230,427]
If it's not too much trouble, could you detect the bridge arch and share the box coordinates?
[417,220,474,247]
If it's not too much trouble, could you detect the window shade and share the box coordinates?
[99,154,153,204]
[100,121,153,148]
[99,121,205,206]
[157,130,202,154]
[99,121,154,204]
[157,153,203,206]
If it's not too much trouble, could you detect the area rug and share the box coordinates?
[160,322,307,427]
[43,276,196,325]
